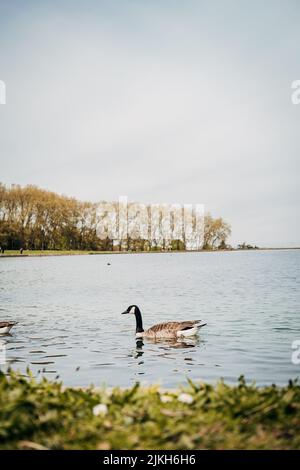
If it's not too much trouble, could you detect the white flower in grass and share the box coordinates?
[177,393,194,404]
[160,394,173,403]
[93,403,108,416]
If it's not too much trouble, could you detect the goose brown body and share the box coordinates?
[143,320,204,339]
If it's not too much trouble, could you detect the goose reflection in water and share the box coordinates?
[135,336,199,351]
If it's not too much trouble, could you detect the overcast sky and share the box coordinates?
[0,0,299,246]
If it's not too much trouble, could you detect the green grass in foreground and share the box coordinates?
[0,371,300,449]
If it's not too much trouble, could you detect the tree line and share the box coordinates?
[0,184,231,251]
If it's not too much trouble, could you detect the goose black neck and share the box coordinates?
[134,307,144,333]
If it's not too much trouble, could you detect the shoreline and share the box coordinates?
[0,246,300,259]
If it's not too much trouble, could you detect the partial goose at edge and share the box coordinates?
[0,321,18,335]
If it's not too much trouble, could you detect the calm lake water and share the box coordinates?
[0,250,300,387]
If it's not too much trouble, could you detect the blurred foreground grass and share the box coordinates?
[0,370,299,449]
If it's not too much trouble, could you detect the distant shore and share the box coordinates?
[1,247,300,258]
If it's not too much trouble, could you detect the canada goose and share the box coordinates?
[0,321,17,335]
[122,305,206,339]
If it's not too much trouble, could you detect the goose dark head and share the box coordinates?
[121,305,140,315]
